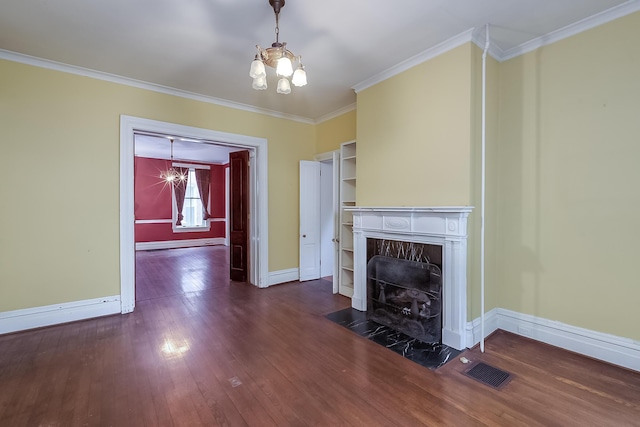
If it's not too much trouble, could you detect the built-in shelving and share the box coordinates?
[339,140,356,297]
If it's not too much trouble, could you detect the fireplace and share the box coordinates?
[367,240,443,343]
[347,207,473,350]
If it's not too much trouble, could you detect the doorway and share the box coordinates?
[299,151,340,292]
[133,131,239,301]
[120,116,269,314]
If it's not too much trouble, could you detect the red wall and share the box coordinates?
[134,157,227,243]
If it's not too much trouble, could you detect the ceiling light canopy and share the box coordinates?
[250,0,307,94]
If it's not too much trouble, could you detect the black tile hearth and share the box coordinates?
[326,307,460,370]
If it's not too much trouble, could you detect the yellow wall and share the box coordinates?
[496,11,640,340]
[354,11,640,342]
[356,44,473,207]
[0,59,314,312]
[315,109,357,154]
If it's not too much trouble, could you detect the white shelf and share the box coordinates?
[338,140,356,298]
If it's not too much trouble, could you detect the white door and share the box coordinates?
[299,161,321,281]
[320,161,335,279]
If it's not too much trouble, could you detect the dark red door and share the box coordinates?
[229,150,250,282]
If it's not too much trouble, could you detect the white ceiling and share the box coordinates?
[1,0,637,121]
[135,134,240,164]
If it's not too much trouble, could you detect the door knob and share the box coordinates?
[302,234,306,238]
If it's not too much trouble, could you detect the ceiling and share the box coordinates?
[1,0,637,122]
[134,134,240,164]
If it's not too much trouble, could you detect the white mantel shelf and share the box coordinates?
[346,206,474,213]
[345,206,474,239]
[346,206,474,350]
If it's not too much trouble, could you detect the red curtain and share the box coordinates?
[172,167,190,225]
[194,169,212,220]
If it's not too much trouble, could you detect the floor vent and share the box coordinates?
[463,362,513,390]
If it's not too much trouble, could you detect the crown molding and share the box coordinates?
[3,1,639,121]
[352,28,475,94]
[471,28,506,61]
[315,103,357,124]
[500,0,640,61]
[0,49,315,125]
[351,0,640,93]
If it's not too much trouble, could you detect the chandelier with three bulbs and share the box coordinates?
[249,0,307,94]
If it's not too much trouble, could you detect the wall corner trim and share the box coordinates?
[0,296,121,335]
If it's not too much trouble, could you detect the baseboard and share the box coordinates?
[136,238,226,251]
[467,308,640,372]
[466,308,500,347]
[0,296,121,335]
[351,295,365,311]
[268,268,299,286]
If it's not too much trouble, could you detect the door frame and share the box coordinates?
[119,115,269,314]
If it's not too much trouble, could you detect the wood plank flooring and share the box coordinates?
[0,246,638,426]
[135,246,231,301]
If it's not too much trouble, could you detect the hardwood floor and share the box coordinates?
[135,246,231,301]
[0,246,638,426]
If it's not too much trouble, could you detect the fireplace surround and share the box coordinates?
[346,207,473,350]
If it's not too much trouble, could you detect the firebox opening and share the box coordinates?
[366,239,443,344]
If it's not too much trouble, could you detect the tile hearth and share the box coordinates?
[326,308,461,370]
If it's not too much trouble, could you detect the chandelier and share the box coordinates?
[160,138,187,183]
[249,0,307,94]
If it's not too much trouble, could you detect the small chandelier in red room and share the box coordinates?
[249,0,307,94]
[160,138,187,183]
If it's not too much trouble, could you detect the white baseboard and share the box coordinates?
[467,308,640,372]
[0,296,121,335]
[465,308,500,348]
[136,238,226,251]
[268,268,299,286]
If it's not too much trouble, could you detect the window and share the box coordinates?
[182,169,205,228]
[173,165,211,232]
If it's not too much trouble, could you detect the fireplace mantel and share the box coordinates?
[346,206,473,350]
